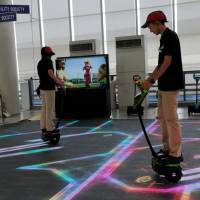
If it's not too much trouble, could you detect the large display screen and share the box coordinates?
[56,54,109,89]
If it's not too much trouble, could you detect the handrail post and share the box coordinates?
[183,72,186,101]
[28,77,34,109]
[0,94,5,125]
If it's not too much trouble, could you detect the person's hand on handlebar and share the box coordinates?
[142,80,153,90]
[142,77,156,90]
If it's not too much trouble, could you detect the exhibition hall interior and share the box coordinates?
[1,0,200,199]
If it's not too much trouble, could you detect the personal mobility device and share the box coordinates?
[41,130,60,145]
[134,80,182,183]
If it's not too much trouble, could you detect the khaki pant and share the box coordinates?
[157,90,182,157]
[40,90,55,131]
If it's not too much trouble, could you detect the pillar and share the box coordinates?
[0,0,20,115]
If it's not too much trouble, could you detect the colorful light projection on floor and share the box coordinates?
[16,119,200,200]
[0,141,63,159]
[0,120,114,160]
[16,120,131,199]
[17,120,157,200]
[107,176,200,200]
[26,120,113,143]
[99,121,200,200]
[0,120,80,160]
[0,120,79,139]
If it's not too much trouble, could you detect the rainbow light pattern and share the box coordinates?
[2,119,200,199]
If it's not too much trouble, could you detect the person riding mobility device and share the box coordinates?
[41,87,66,145]
[41,121,60,145]
[133,77,182,183]
[38,46,63,145]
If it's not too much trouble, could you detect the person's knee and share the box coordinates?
[165,117,178,122]
[164,111,178,121]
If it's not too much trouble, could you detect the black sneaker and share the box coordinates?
[158,155,183,164]
[157,150,183,162]
[157,149,169,157]
[178,154,184,162]
[41,129,49,141]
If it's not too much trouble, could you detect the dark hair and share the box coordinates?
[100,64,106,70]
[56,59,65,70]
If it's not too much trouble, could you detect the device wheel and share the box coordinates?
[151,157,164,175]
[151,158,157,171]
[49,134,60,145]
[152,164,165,176]
[41,133,49,142]
[165,169,182,183]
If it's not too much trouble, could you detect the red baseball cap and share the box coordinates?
[41,46,55,56]
[141,10,168,28]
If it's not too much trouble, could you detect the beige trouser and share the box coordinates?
[40,90,55,131]
[157,90,182,157]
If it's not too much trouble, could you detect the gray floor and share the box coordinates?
[0,106,194,126]
[1,107,200,200]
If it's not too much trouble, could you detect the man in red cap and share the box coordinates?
[141,11,184,164]
[37,46,64,139]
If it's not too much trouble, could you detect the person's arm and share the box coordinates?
[143,31,176,90]
[143,55,172,89]
[149,66,158,80]
[48,69,64,86]
[154,55,172,80]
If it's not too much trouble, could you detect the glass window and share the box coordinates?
[13,0,35,22]
[177,0,200,35]
[42,0,70,58]
[177,0,200,71]
[13,0,40,80]
[42,0,68,19]
[105,0,136,74]
[140,0,172,8]
[73,0,102,54]
[73,0,100,16]
[106,0,135,12]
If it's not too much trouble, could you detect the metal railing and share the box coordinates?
[0,94,5,125]
[148,70,200,104]
[28,70,200,109]
[27,77,40,109]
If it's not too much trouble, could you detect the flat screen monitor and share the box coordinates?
[56,54,109,89]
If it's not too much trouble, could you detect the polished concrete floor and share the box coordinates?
[0,107,200,200]
[0,115,200,200]
[0,106,196,126]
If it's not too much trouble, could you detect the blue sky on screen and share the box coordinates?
[64,56,106,79]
